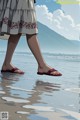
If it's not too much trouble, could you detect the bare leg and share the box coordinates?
[2,33,24,73]
[26,34,62,76]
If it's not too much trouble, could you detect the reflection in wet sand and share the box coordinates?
[36,80,61,91]
[0,73,61,120]
[1,73,79,120]
[0,72,20,81]
[26,80,61,105]
[0,73,30,120]
[6,86,35,92]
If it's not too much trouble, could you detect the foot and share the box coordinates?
[1,64,24,74]
[38,65,62,76]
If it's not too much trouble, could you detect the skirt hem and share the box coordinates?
[0,31,38,40]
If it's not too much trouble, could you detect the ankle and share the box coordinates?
[2,63,12,69]
[2,63,10,67]
[38,63,47,69]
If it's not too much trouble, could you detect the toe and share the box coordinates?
[51,71,62,76]
[14,69,24,74]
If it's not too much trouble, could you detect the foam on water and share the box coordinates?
[23,105,54,112]
[0,91,5,94]
[2,97,30,103]
[64,88,80,93]
[16,111,29,114]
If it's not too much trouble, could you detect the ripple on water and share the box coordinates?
[64,88,80,94]
[23,105,54,112]
[0,91,5,94]
[2,97,30,103]
[6,86,35,93]
[16,111,29,114]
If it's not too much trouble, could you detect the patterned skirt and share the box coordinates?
[0,0,38,40]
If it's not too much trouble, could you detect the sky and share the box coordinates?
[35,0,80,40]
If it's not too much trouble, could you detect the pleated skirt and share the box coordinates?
[0,0,38,40]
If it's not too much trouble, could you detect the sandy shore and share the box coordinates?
[0,97,71,120]
[0,52,80,120]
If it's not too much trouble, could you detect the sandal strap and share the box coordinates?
[47,68,57,74]
[11,68,24,74]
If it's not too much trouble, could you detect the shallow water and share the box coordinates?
[0,52,80,120]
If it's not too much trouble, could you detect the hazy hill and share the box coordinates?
[37,22,80,54]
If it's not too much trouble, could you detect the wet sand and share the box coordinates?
[0,52,80,120]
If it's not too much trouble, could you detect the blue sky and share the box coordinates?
[36,0,61,12]
[35,0,80,40]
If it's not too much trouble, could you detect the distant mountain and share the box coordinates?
[72,40,80,47]
[0,22,80,54]
[37,22,80,54]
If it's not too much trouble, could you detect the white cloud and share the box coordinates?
[61,4,80,24]
[36,5,80,40]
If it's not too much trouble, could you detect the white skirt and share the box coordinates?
[0,0,38,40]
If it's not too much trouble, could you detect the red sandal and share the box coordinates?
[1,67,24,74]
[37,68,62,76]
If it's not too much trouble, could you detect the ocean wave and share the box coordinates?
[0,51,80,61]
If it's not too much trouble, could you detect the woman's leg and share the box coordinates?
[2,33,23,72]
[26,34,62,76]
